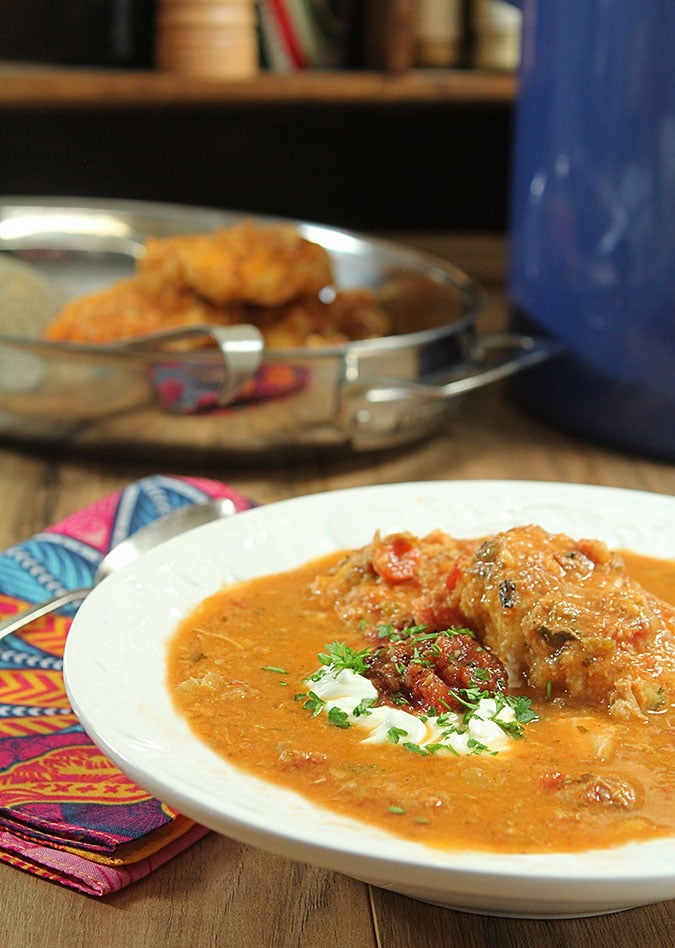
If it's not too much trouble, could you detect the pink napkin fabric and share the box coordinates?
[0,474,254,894]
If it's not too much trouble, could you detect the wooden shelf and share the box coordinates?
[0,63,515,110]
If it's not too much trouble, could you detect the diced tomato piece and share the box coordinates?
[540,769,565,790]
[372,534,421,583]
[445,558,463,592]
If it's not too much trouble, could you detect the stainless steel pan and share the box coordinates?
[0,197,559,458]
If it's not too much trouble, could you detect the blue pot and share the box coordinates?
[508,1,675,458]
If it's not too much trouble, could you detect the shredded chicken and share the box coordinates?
[316,525,675,721]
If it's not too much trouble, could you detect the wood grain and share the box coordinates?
[0,232,672,947]
[0,64,515,109]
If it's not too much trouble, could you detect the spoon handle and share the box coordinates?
[0,497,239,643]
[0,587,89,642]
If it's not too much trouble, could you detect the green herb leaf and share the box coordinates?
[377,623,428,641]
[317,641,370,675]
[425,742,450,754]
[302,691,326,716]
[377,623,395,639]
[507,694,539,725]
[327,706,351,729]
[439,626,476,640]
[403,741,429,756]
[386,726,408,745]
[352,697,376,718]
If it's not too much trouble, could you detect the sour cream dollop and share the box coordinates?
[306,665,530,756]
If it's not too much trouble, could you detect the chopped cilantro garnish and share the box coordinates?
[507,694,539,725]
[376,623,428,641]
[466,736,493,754]
[441,685,539,739]
[301,691,326,716]
[429,741,459,755]
[316,641,370,675]
[390,693,412,706]
[352,697,376,717]
[327,707,351,729]
[298,631,539,757]
[403,742,429,756]
[386,726,408,744]
[261,665,288,674]
[449,626,477,640]
[388,806,405,815]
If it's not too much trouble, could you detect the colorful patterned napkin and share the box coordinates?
[0,474,254,895]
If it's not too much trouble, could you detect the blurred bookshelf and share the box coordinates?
[0,2,518,231]
[0,0,518,108]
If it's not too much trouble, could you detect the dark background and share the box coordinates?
[0,0,512,232]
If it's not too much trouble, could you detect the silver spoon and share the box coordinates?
[0,497,238,641]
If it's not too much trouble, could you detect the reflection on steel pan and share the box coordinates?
[0,197,560,458]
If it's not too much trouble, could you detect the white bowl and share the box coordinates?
[64,480,675,918]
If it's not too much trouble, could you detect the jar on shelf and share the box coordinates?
[415,0,463,68]
[473,0,521,70]
[155,0,259,79]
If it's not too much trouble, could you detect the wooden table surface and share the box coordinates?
[0,233,673,948]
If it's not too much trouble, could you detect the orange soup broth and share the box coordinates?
[167,549,675,856]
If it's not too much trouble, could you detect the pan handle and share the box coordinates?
[435,331,564,398]
[340,332,564,447]
[113,324,265,412]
